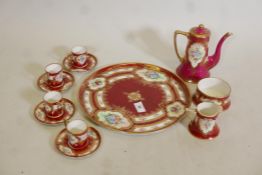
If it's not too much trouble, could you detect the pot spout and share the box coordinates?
[206,32,232,69]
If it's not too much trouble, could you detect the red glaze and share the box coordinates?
[189,121,220,139]
[67,127,89,150]
[188,105,220,140]
[68,136,93,150]
[45,64,64,88]
[193,88,231,111]
[44,101,64,119]
[176,62,210,83]
[105,78,165,115]
[206,33,232,70]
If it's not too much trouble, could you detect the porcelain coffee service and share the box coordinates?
[32,24,233,157]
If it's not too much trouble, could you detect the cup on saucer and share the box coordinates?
[63,46,97,72]
[38,63,74,92]
[55,123,101,157]
[34,91,75,125]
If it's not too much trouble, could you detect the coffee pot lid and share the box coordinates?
[190,24,210,38]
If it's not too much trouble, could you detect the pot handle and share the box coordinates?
[174,30,189,62]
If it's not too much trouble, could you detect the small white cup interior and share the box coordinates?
[198,78,231,98]
[45,63,62,74]
[44,91,62,103]
[72,46,87,55]
[67,120,87,134]
[197,102,221,118]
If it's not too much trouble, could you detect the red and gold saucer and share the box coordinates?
[55,127,101,157]
[37,71,74,92]
[34,98,75,125]
[63,53,97,72]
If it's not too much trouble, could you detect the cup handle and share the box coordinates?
[174,30,189,62]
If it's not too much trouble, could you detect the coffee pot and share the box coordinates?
[174,24,232,83]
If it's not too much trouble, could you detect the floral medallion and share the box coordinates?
[95,110,133,131]
[199,119,216,134]
[166,101,186,118]
[136,69,168,82]
[88,77,106,91]
[188,43,206,68]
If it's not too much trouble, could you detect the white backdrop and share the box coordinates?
[0,0,261,175]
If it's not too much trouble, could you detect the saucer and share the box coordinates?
[63,53,97,72]
[55,127,101,157]
[37,71,74,92]
[34,98,75,125]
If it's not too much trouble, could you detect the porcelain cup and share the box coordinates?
[43,91,64,119]
[45,63,64,88]
[66,120,90,150]
[71,46,89,68]
[194,77,231,111]
[189,102,222,139]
